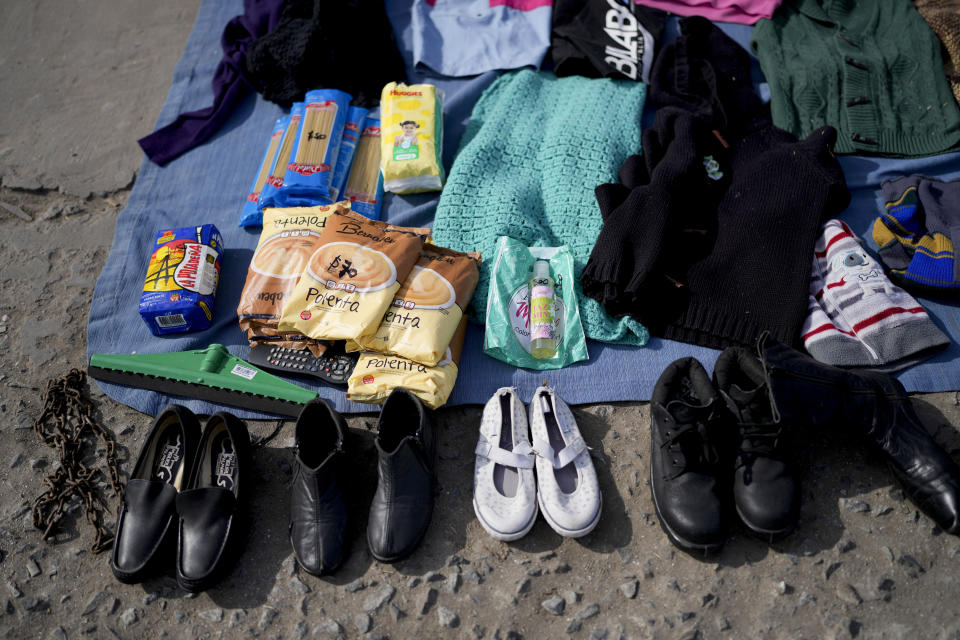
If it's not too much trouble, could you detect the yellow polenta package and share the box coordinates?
[237,203,350,354]
[347,317,467,410]
[278,210,426,342]
[350,245,480,366]
[380,82,445,194]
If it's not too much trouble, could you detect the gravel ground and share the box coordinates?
[3,2,960,639]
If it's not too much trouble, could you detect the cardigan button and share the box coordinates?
[851,133,878,145]
[844,56,869,71]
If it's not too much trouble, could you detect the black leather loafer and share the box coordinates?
[175,412,250,592]
[111,405,201,584]
[367,388,436,563]
[290,398,349,575]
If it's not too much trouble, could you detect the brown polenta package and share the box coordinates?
[237,202,349,354]
[349,245,480,366]
[347,316,467,409]
[278,210,427,342]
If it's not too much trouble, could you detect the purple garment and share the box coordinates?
[138,0,285,166]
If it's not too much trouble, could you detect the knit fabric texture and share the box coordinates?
[580,17,851,350]
[430,70,650,345]
[243,0,407,108]
[751,0,960,156]
[803,219,949,372]
[873,174,960,297]
[915,0,960,106]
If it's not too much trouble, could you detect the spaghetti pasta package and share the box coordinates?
[258,104,304,210]
[380,82,445,194]
[237,203,350,352]
[140,224,223,336]
[344,114,384,220]
[277,210,426,342]
[346,317,466,410]
[282,89,353,203]
[328,105,370,202]
[240,117,285,227]
[350,246,480,366]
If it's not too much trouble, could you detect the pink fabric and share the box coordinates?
[633,0,780,25]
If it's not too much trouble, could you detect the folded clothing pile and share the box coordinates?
[580,17,850,350]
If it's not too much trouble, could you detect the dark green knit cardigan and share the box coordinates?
[751,0,960,156]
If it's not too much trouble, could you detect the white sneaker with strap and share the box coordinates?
[473,387,538,541]
[529,386,602,538]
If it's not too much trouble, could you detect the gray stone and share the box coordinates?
[472,623,487,639]
[21,597,47,612]
[564,590,581,605]
[526,567,543,577]
[566,620,583,634]
[389,602,405,622]
[446,553,466,567]
[281,554,297,576]
[120,608,139,627]
[425,571,445,582]
[825,562,843,580]
[25,558,40,577]
[407,577,422,588]
[464,569,483,584]
[81,592,109,617]
[173,611,186,624]
[541,595,565,615]
[9,453,22,469]
[554,562,572,574]
[291,620,308,639]
[343,578,367,592]
[49,627,67,640]
[837,539,856,553]
[679,611,696,622]
[259,607,278,629]
[354,613,372,634]
[142,593,157,606]
[666,578,681,592]
[198,608,224,623]
[6,581,21,598]
[620,580,638,599]
[288,576,311,595]
[417,587,438,616]
[363,584,395,612]
[444,572,461,594]
[314,619,343,636]
[841,498,871,513]
[576,604,601,620]
[590,629,610,640]
[873,505,894,517]
[228,609,246,628]
[516,578,531,595]
[717,616,731,631]
[899,554,926,578]
[837,584,862,606]
[438,606,460,628]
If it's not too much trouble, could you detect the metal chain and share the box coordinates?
[31,369,122,553]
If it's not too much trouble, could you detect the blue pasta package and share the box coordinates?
[329,105,370,202]
[239,116,285,227]
[281,88,352,203]
[344,114,384,220]
[258,104,303,211]
[139,224,223,336]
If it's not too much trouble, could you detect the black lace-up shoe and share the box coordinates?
[650,357,727,554]
[714,347,799,540]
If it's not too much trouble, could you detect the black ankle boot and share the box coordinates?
[760,337,960,534]
[714,347,799,540]
[650,357,727,554]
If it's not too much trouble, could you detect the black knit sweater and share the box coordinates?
[580,17,851,349]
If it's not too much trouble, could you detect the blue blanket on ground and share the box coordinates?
[87,0,960,418]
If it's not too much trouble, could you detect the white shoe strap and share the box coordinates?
[532,436,587,469]
[475,439,535,469]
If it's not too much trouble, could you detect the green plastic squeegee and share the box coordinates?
[88,344,318,417]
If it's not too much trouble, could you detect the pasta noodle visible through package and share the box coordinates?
[237,202,350,355]
[349,245,480,367]
[239,117,285,227]
[380,82,445,194]
[344,114,384,220]
[258,104,303,211]
[347,317,466,410]
[328,105,370,202]
[281,89,352,204]
[277,210,427,343]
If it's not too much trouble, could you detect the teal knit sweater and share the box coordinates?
[431,70,650,345]
[752,0,960,156]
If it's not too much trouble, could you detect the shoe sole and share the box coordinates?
[472,496,539,542]
[537,491,603,538]
[650,464,724,555]
[734,503,796,543]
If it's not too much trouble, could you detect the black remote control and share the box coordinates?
[246,344,358,386]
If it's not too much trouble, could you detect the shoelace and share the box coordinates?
[660,416,719,476]
[738,422,783,459]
